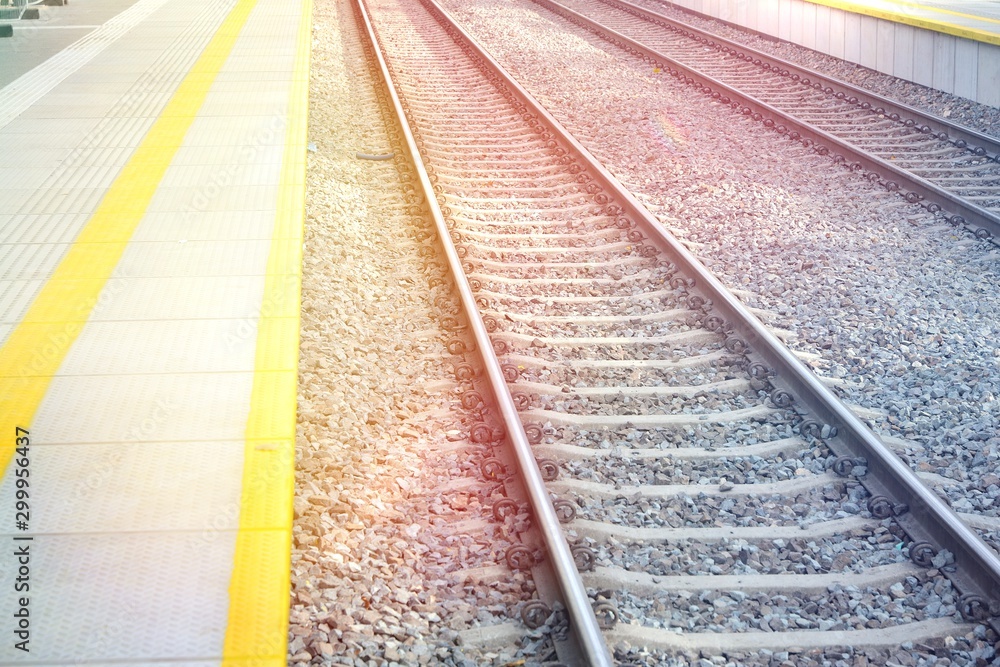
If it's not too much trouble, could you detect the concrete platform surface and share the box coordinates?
[0,0,309,662]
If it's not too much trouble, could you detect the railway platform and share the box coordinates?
[0,0,309,662]
[659,0,1000,106]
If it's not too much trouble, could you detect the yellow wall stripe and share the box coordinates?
[805,0,1000,47]
[0,0,260,469]
[220,0,311,662]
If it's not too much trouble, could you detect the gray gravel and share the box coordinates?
[572,480,870,528]
[519,358,743,386]
[537,386,763,415]
[588,526,912,576]
[539,418,804,450]
[612,571,958,632]
[429,2,1000,659]
[562,446,834,485]
[302,0,1000,662]
[611,637,997,667]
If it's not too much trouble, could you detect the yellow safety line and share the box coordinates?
[892,1,1000,26]
[0,0,260,467]
[805,0,1000,46]
[220,0,310,662]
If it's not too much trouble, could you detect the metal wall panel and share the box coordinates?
[759,0,779,35]
[912,28,935,87]
[789,0,804,44]
[815,4,831,54]
[894,23,915,80]
[954,38,980,99]
[778,0,792,41]
[931,31,957,94]
[801,0,817,49]
[844,11,862,64]
[978,42,1000,106]
[877,18,895,74]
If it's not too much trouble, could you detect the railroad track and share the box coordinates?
[354,0,1000,663]
[526,0,1000,244]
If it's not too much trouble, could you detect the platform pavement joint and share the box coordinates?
[182,443,294,554]
[62,598,144,666]
[227,273,299,352]
[178,109,289,226]
[71,392,178,501]
[60,76,190,169]
[15,265,132,380]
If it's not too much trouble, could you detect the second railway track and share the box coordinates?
[526,0,1000,243]
[354,0,1000,664]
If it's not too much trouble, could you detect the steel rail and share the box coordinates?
[532,0,1000,242]
[352,0,615,664]
[440,0,1000,620]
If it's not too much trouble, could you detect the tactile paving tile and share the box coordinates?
[0,242,71,280]
[17,187,108,216]
[0,117,100,137]
[181,115,290,147]
[31,371,256,444]
[0,440,244,533]
[114,239,274,277]
[0,133,83,151]
[0,280,43,324]
[28,102,123,120]
[0,148,64,170]
[0,0,306,660]
[0,167,52,190]
[159,161,282,189]
[0,213,93,245]
[80,275,269,321]
[0,0,175,128]
[41,663,220,667]
[171,143,285,166]
[198,91,289,116]
[0,532,235,663]
[149,185,278,213]
[56,318,261,375]
[130,210,276,241]
[0,0,241,316]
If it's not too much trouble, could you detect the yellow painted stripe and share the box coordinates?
[220,0,311,662]
[805,0,1000,46]
[0,0,259,468]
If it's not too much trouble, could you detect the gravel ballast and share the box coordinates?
[290,1,547,664]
